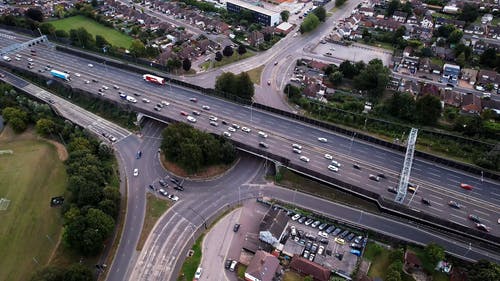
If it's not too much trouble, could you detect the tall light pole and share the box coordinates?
[348,132,356,156]
[250,101,254,122]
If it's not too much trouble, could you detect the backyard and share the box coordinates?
[50,15,133,48]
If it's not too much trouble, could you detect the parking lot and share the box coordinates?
[314,42,393,66]
[281,216,367,275]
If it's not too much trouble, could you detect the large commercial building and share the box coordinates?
[226,0,280,26]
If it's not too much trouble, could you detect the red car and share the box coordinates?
[460,183,474,190]
[180,111,188,116]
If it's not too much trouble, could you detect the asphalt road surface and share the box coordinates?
[1,36,499,236]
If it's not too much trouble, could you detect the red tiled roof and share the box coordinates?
[289,255,331,281]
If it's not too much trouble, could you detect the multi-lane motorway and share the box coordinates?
[2,72,500,281]
[1,31,500,237]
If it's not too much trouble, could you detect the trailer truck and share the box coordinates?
[50,70,70,81]
[143,74,165,85]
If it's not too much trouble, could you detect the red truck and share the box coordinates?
[143,74,165,85]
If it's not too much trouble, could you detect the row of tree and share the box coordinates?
[300,7,326,33]
[160,123,236,173]
[383,92,442,126]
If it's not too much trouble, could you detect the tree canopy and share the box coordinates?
[215,72,255,101]
[160,123,236,173]
[300,14,320,33]
[353,59,390,101]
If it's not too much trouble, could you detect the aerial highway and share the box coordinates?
[1,33,500,237]
[2,72,500,281]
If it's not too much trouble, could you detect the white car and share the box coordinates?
[318,231,328,238]
[209,115,218,121]
[241,127,251,133]
[324,154,333,160]
[291,214,301,221]
[202,105,210,110]
[300,156,310,162]
[194,267,202,280]
[187,116,197,123]
[258,131,268,138]
[27,58,33,62]
[84,80,90,84]
[209,121,218,126]
[15,57,20,61]
[232,123,240,129]
[328,165,339,172]
[159,188,168,196]
[74,73,81,77]
[161,100,170,106]
[318,245,325,255]
[331,160,341,167]
[223,131,231,138]
[142,98,150,103]
[88,63,94,67]
[168,194,179,201]
[102,85,109,90]
[318,137,328,143]
[228,127,236,132]
[133,168,139,177]
[292,143,302,150]
[293,148,302,154]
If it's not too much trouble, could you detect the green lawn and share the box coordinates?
[178,233,205,281]
[247,65,264,85]
[0,129,67,281]
[50,15,133,48]
[213,51,255,68]
[365,242,391,279]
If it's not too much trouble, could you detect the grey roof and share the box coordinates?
[259,208,288,240]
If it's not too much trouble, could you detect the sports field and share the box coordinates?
[0,128,67,281]
[50,15,133,49]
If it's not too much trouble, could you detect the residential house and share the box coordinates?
[399,80,421,95]
[338,26,352,38]
[487,25,500,39]
[434,17,465,30]
[461,93,482,115]
[289,255,331,281]
[420,15,433,28]
[473,40,500,55]
[401,46,420,71]
[450,267,468,281]
[214,21,230,34]
[303,81,322,99]
[442,90,462,107]
[464,24,485,35]
[248,31,264,46]
[442,63,461,83]
[258,208,288,246]
[477,69,500,87]
[420,83,440,98]
[359,6,375,17]
[407,15,418,24]
[404,251,422,272]
[461,68,478,85]
[374,18,402,31]
[433,46,455,61]
[481,13,493,24]
[392,11,408,23]
[244,250,280,281]
[308,60,329,71]
[418,57,431,72]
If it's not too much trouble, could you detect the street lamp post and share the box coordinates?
[348,132,356,156]
[188,206,207,229]
[481,171,484,182]
[250,101,254,122]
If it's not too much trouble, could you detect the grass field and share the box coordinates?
[247,65,264,85]
[50,15,133,49]
[0,127,67,281]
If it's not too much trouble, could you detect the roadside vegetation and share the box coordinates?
[285,58,500,170]
[136,193,172,251]
[215,71,255,101]
[300,7,326,33]
[160,123,236,174]
[0,82,121,280]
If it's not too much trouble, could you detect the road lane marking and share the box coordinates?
[472,209,490,217]
[450,213,466,221]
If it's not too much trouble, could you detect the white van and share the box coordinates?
[2,56,11,62]
[126,96,137,103]
[258,131,268,138]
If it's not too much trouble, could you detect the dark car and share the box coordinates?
[325,225,336,234]
[221,120,228,125]
[159,179,167,187]
[468,214,481,223]
[377,173,386,179]
[136,150,142,159]
[353,163,361,170]
[319,238,329,245]
[339,230,350,238]
[310,243,318,254]
[388,187,398,194]
[192,111,201,116]
[346,233,355,241]
[298,216,307,224]
[233,223,240,232]
[369,174,380,182]
[476,223,490,232]
[305,241,312,251]
[421,198,431,205]
[148,184,155,191]
[259,142,269,148]
[174,185,184,191]
[332,228,342,236]
[350,243,362,250]
[170,178,180,184]
[225,259,232,269]
[448,201,461,209]
[318,223,328,231]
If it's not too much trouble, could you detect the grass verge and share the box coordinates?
[178,233,205,281]
[247,65,265,85]
[160,152,236,179]
[136,193,171,251]
[364,242,391,279]
[213,51,255,68]
[277,168,380,214]
[50,15,133,48]
[283,271,303,281]
[0,127,67,281]
[237,264,247,279]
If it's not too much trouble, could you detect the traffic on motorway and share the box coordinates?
[2,34,500,236]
